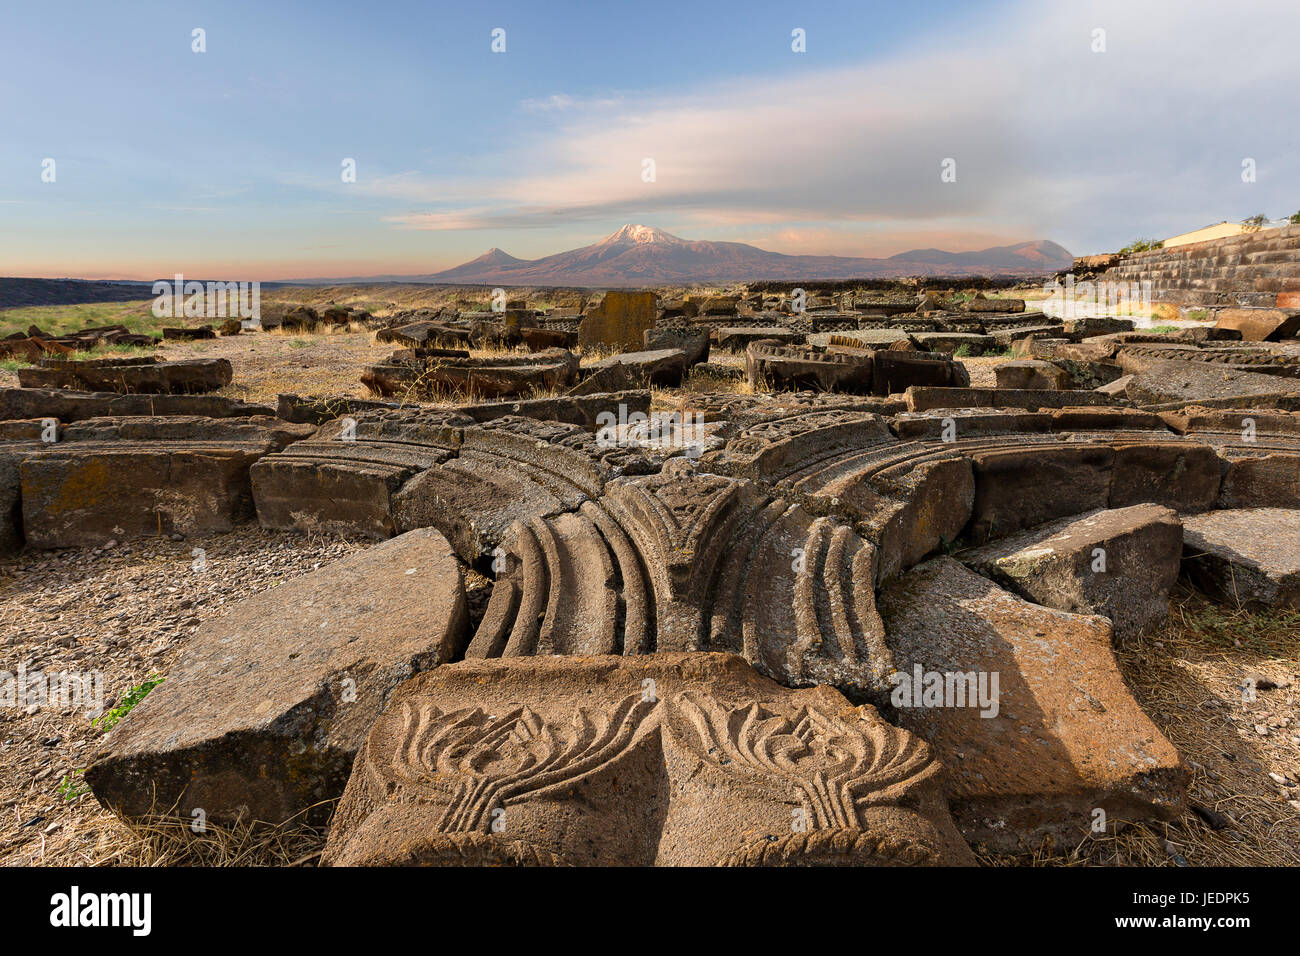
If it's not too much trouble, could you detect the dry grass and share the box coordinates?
[41,800,330,867]
[980,585,1300,867]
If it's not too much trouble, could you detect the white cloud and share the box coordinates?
[372,0,1300,255]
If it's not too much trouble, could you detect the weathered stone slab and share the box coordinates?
[1062,317,1135,338]
[967,445,1114,542]
[644,328,709,366]
[365,349,580,400]
[85,528,468,825]
[994,360,1068,390]
[879,556,1184,851]
[1219,454,1300,508]
[1215,307,1300,342]
[0,444,34,555]
[520,326,578,351]
[873,350,968,395]
[1109,442,1222,511]
[904,387,1117,412]
[21,416,313,548]
[746,343,874,393]
[1126,360,1300,406]
[456,390,652,431]
[1050,406,1167,431]
[810,329,909,348]
[855,457,976,584]
[965,297,1025,313]
[580,348,687,389]
[990,324,1065,349]
[1182,508,1300,609]
[161,326,215,341]
[910,332,995,354]
[1158,407,1300,437]
[17,357,233,395]
[391,416,656,561]
[1053,357,1124,389]
[375,321,472,348]
[275,393,414,425]
[578,291,658,351]
[888,409,1052,440]
[1055,340,1121,363]
[959,505,1183,640]
[714,326,804,350]
[251,410,468,539]
[321,653,975,866]
[0,388,273,422]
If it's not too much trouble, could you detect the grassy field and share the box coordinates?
[0,300,161,338]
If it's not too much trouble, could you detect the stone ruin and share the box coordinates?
[17,355,232,394]
[5,286,1300,866]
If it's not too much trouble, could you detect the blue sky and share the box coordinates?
[1,0,1296,278]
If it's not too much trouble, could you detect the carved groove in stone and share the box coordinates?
[379,695,656,832]
[664,691,934,830]
[467,458,894,699]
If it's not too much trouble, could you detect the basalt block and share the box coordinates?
[994,360,1069,391]
[1181,508,1300,610]
[855,456,976,584]
[1219,454,1300,508]
[455,390,652,431]
[251,410,469,539]
[1214,307,1300,342]
[375,321,473,348]
[85,528,468,826]
[161,326,216,341]
[0,388,273,422]
[714,326,804,350]
[274,393,415,425]
[959,505,1184,641]
[20,416,313,548]
[644,328,710,366]
[910,332,994,355]
[463,458,896,702]
[519,326,578,351]
[0,444,33,555]
[872,350,968,395]
[365,349,579,401]
[17,357,233,395]
[746,343,874,393]
[391,416,657,561]
[904,387,1117,412]
[888,409,1052,441]
[580,348,688,389]
[878,556,1185,851]
[965,298,1025,314]
[578,291,658,351]
[967,445,1115,542]
[320,653,975,866]
[1062,317,1135,338]
[1125,360,1300,406]
[1109,442,1222,511]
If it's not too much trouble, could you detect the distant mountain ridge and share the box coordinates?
[417,225,1073,286]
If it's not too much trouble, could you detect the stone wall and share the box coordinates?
[1094,223,1300,309]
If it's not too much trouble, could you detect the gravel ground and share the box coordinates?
[0,527,370,866]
